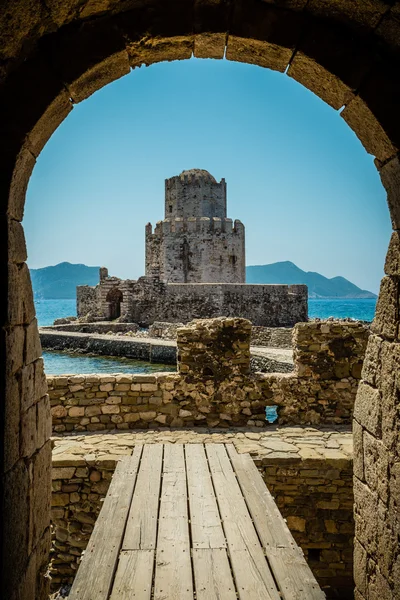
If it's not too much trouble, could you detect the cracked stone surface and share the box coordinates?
[52,425,352,465]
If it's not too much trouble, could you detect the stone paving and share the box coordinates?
[52,424,352,465]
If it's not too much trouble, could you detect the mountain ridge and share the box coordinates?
[246,261,377,299]
[29,261,377,299]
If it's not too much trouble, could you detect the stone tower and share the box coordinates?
[145,169,245,283]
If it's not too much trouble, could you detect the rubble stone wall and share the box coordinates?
[50,449,353,597]
[251,326,293,348]
[77,277,308,327]
[148,321,294,348]
[353,231,400,600]
[261,457,354,595]
[48,319,369,432]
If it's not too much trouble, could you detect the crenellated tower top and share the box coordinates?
[165,169,227,220]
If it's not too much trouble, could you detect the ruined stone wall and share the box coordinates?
[145,217,245,283]
[46,322,140,335]
[50,458,116,589]
[251,326,293,348]
[353,231,400,600]
[261,456,354,596]
[48,318,369,431]
[76,286,98,319]
[148,320,184,339]
[129,280,308,327]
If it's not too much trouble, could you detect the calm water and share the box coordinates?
[308,298,376,321]
[35,297,376,374]
[43,350,176,375]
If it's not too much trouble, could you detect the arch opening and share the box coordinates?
[2,3,400,600]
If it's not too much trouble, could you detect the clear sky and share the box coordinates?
[24,57,391,294]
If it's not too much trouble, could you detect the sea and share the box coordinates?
[35,298,377,375]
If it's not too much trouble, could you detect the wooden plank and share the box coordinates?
[206,444,280,600]
[192,548,237,600]
[69,446,143,600]
[226,445,325,600]
[109,550,154,600]
[123,444,163,550]
[225,444,295,549]
[154,444,193,600]
[185,444,226,549]
[266,547,326,600]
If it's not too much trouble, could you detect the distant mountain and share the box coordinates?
[30,262,100,299]
[246,261,377,299]
[30,260,377,300]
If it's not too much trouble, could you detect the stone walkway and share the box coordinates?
[52,425,352,465]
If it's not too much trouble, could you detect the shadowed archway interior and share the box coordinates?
[1,1,400,599]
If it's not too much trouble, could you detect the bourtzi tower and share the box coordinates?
[145,169,245,283]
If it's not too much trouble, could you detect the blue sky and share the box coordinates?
[24,57,390,294]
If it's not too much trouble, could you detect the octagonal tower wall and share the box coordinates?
[164,169,227,220]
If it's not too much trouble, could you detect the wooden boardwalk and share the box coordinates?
[69,444,325,600]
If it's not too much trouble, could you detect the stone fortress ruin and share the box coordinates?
[77,169,307,326]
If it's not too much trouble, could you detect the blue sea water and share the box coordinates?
[35,297,377,375]
[308,298,376,322]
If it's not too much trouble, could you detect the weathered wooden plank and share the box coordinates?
[266,547,326,600]
[193,548,237,600]
[206,444,280,600]
[69,446,143,600]
[123,444,163,550]
[226,445,325,600]
[225,444,295,549]
[154,444,193,600]
[109,550,154,600]
[185,444,226,549]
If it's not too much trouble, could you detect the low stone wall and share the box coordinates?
[147,321,294,348]
[46,322,140,335]
[148,320,184,339]
[40,329,177,365]
[251,326,293,348]
[50,427,354,598]
[47,319,369,432]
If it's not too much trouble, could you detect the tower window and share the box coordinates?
[230,255,237,265]
[169,205,173,213]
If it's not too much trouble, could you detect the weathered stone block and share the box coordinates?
[341,94,397,163]
[371,276,399,340]
[354,381,381,438]
[3,459,30,597]
[194,33,225,59]
[354,477,378,555]
[8,218,27,263]
[363,431,389,504]
[379,154,400,230]
[353,419,364,481]
[353,539,367,597]
[8,146,36,221]
[20,404,37,458]
[227,36,292,72]
[361,333,382,387]
[6,324,25,375]
[29,441,51,552]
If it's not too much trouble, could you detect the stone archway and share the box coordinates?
[1,2,400,599]
[106,288,123,320]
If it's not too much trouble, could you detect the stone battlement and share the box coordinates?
[146,216,244,236]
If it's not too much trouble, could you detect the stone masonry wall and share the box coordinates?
[148,321,293,348]
[48,318,369,432]
[77,277,308,327]
[353,231,400,600]
[129,281,308,327]
[145,217,245,284]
